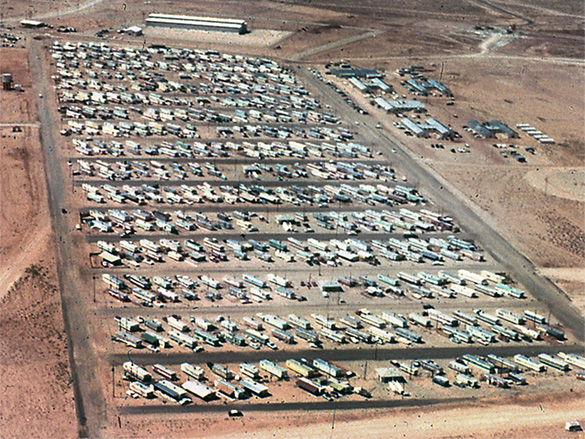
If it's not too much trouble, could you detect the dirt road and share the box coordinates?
[29,40,107,438]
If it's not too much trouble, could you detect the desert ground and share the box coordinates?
[0,49,77,438]
[117,391,585,439]
[0,0,583,438]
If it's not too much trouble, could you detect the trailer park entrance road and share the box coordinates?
[32,44,583,437]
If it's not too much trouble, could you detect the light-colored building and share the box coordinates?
[146,13,248,34]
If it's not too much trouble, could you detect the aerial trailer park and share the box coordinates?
[0,1,583,438]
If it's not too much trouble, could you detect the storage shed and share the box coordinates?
[375,367,404,382]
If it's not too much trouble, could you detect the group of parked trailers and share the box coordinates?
[392,269,527,300]
[80,156,404,184]
[459,351,574,378]
[81,178,429,210]
[106,266,539,344]
[116,300,559,354]
[122,336,578,404]
[61,39,568,392]
[123,360,275,402]
[69,123,368,156]
[111,307,423,354]
[96,237,490,286]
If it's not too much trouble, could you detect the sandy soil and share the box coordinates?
[0,48,48,298]
[538,267,585,314]
[114,391,585,439]
[0,48,77,438]
[431,165,584,268]
[0,256,77,439]
[524,168,585,203]
[0,125,51,297]
[144,28,293,48]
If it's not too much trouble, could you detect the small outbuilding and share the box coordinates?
[21,19,46,28]
[319,280,343,293]
[375,367,404,383]
[122,26,143,36]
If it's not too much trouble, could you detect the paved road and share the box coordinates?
[91,260,494,275]
[294,68,585,342]
[30,41,106,438]
[119,396,470,415]
[96,294,536,318]
[111,343,583,367]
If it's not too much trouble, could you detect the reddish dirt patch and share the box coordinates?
[0,259,77,439]
[0,47,77,438]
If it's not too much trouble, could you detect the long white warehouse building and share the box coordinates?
[146,13,248,34]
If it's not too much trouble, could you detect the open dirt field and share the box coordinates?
[0,258,77,439]
[0,48,77,437]
[0,48,47,297]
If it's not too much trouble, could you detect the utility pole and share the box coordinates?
[331,406,336,431]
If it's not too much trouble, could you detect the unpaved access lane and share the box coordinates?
[30,40,107,438]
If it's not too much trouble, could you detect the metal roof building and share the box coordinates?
[319,280,343,292]
[468,120,518,139]
[468,120,495,138]
[350,78,393,94]
[401,118,427,137]
[349,77,368,92]
[181,380,216,401]
[21,19,46,28]
[404,79,429,95]
[374,97,393,112]
[485,120,519,138]
[240,379,269,397]
[146,13,248,34]
[370,78,393,93]
[427,79,452,97]
[330,68,383,79]
[421,118,454,140]
[377,99,426,113]
[123,26,143,36]
[405,78,452,97]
